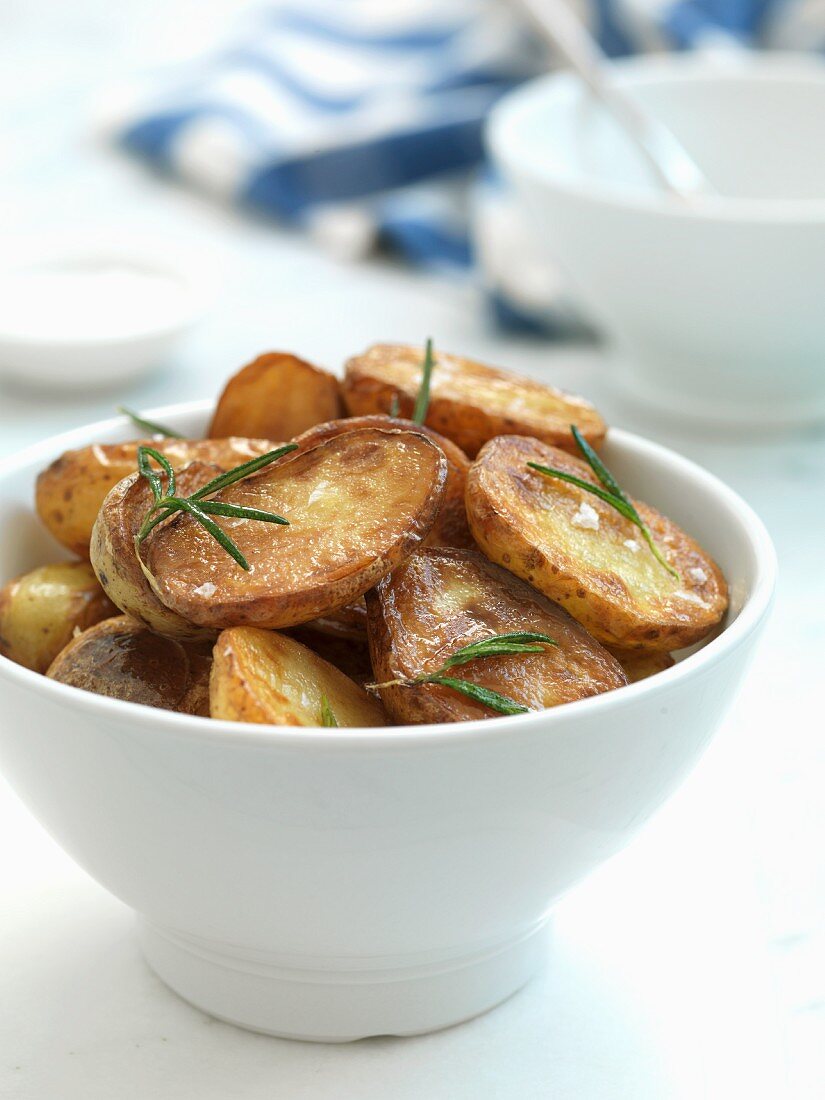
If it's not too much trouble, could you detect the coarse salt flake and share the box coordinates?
[623,538,640,552]
[193,582,216,598]
[687,567,708,585]
[571,501,600,531]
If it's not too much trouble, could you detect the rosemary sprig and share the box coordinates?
[527,426,679,579]
[118,406,181,439]
[367,631,556,716]
[411,338,435,424]
[320,695,339,727]
[135,443,297,571]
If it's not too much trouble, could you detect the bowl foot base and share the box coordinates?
[137,917,549,1041]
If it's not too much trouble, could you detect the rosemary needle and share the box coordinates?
[411,338,436,424]
[118,406,181,439]
[367,631,556,716]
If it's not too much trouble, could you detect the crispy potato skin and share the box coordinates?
[343,343,606,457]
[210,627,385,726]
[143,429,448,631]
[36,437,277,557]
[90,462,223,640]
[607,647,675,684]
[299,598,368,642]
[366,547,626,724]
[294,414,474,549]
[208,352,344,440]
[46,615,211,712]
[466,436,728,652]
[289,624,373,686]
[0,562,117,673]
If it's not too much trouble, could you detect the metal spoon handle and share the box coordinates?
[510,0,711,198]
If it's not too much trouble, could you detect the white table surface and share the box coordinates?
[0,5,822,1098]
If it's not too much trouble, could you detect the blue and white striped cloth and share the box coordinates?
[110,0,823,333]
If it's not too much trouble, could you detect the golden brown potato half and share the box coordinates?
[289,624,373,686]
[36,437,277,557]
[366,547,626,724]
[343,343,606,457]
[208,352,344,440]
[466,435,728,652]
[143,429,447,631]
[0,562,117,673]
[294,414,473,549]
[300,598,368,641]
[210,627,386,726]
[47,615,212,713]
[90,462,223,640]
[607,648,676,684]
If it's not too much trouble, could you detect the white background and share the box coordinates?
[0,3,822,1097]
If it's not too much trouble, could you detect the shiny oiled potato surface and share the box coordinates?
[4,339,729,726]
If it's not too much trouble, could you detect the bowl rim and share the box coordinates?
[0,400,777,751]
[487,51,825,224]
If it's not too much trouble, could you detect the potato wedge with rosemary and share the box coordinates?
[210,627,385,726]
[36,437,277,557]
[0,562,117,673]
[294,414,473,549]
[466,435,728,652]
[90,462,223,640]
[607,648,675,684]
[142,429,447,631]
[366,547,626,724]
[47,615,212,713]
[343,343,606,457]
[208,352,343,440]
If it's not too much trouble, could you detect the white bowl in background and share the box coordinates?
[489,54,825,426]
[0,232,212,390]
[0,402,775,1040]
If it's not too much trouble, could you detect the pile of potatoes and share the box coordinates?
[0,346,728,727]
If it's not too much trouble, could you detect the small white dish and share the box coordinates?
[0,402,775,1040]
[488,53,825,426]
[0,233,211,390]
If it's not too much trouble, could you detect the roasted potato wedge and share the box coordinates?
[289,625,373,686]
[0,562,117,673]
[343,343,606,457]
[294,414,473,549]
[47,615,212,713]
[366,547,626,724]
[36,437,277,557]
[607,648,675,684]
[90,462,223,640]
[208,352,343,440]
[300,598,368,642]
[466,435,728,652]
[142,429,447,631]
[210,627,385,726]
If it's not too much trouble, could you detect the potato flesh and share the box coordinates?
[36,437,277,557]
[143,429,447,630]
[466,435,728,651]
[90,462,223,640]
[366,547,626,723]
[0,562,116,673]
[210,627,385,726]
[46,615,199,710]
[343,344,605,456]
[293,414,473,549]
[208,352,343,440]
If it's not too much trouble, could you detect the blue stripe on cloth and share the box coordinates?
[242,118,487,218]
[379,216,473,268]
[219,48,369,113]
[121,107,203,166]
[661,0,777,45]
[267,7,465,51]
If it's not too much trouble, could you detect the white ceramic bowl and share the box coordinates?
[489,54,825,426]
[0,233,211,389]
[0,402,775,1040]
